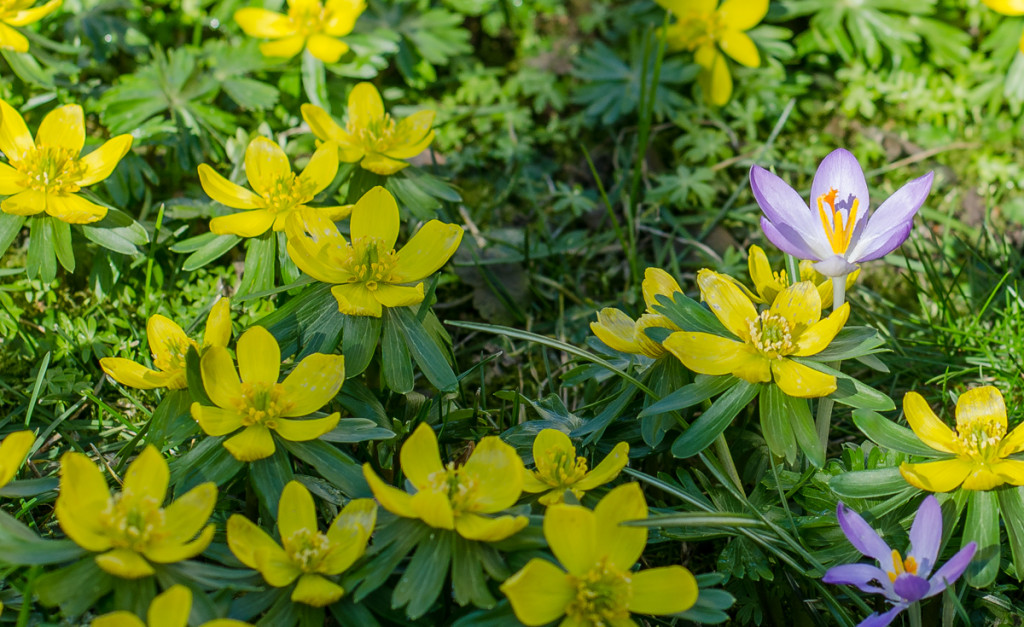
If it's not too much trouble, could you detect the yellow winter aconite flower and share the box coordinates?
[191,326,344,462]
[55,446,217,579]
[982,0,1024,53]
[0,0,61,53]
[92,584,250,627]
[302,82,435,175]
[227,481,376,607]
[663,270,849,398]
[363,423,528,541]
[899,386,1024,492]
[286,186,463,317]
[501,483,698,626]
[198,136,350,238]
[590,268,682,358]
[0,101,132,224]
[745,244,858,308]
[100,298,232,390]
[234,0,364,63]
[656,0,767,106]
[521,429,629,505]
[0,431,34,490]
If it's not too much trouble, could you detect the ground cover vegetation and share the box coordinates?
[1,0,1024,625]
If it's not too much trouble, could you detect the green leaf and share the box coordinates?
[638,375,736,418]
[35,558,114,618]
[0,213,25,256]
[236,232,277,297]
[813,326,888,362]
[171,435,244,494]
[828,467,910,499]
[180,233,241,271]
[382,308,414,394]
[0,477,58,498]
[759,384,797,464]
[149,390,199,451]
[80,207,149,255]
[998,487,1024,582]
[301,49,329,111]
[964,489,1000,587]
[392,529,453,619]
[451,536,497,609]
[50,218,75,273]
[342,314,381,377]
[389,306,457,392]
[321,418,395,444]
[249,445,294,519]
[0,511,87,565]
[26,217,56,282]
[788,395,824,468]
[280,439,369,498]
[671,380,759,459]
[852,409,939,457]
[651,293,731,337]
[792,359,895,411]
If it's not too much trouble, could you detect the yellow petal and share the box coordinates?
[307,34,348,63]
[271,414,340,442]
[386,110,435,159]
[410,488,456,530]
[160,482,217,546]
[227,514,282,570]
[962,466,1011,491]
[902,392,956,454]
[192,404,244,437]
[593,482,647,571]
[347,82,385,130]
[956,386,1007,433]
[146,314,190,371]
[400,423,444,490]
[281,353,345,416]
[5,0,61,26]
[719,29,759,67]
[77,135,133,187]
[35,104,84,155]
[360,153,408,175]
[520,471,553,495]
[770,359,836,398]
[363,464,417,518]
[0,431,34,488]
[500,558,573,627]
[982,0,1024,15]
[237,326,281,385]
[791,303,849,356]
[392,220,464,282]
[769,281,821,336]
[323,0,364,35]
[301,103,347,144]
[372,284,425,308]
[291,573,345,607]
[278,481,319,542]
[663,331,770,383]
[254,543,303,586]
[350,185,399,248]
[718,0,768,31]
[44,192,107,224]
[234,7,295,37]
[95,548,155,579]
[57,452,113,552]
[200,346,242,409]
[122,446,168,508]
[284,211,353,284]
[628,566,699,615]
[1,189,45,217]
[259,35,306,59]
[323,498,376,573]
[224,425,277,462]
[198,164,263,210]
[203,297,233,348]
[899,459,973,492]
[746,245,778,304]
[642,267,683,310]
[544,504,597,575]
[1002,422,1024,457]
[575,441,629,491]
[992,459,1024,486]
[331,283,383,317]
[143,524,214,563]
[696,269,755,341]
[531,428,573,480]
[297,141,340,198]
[147,585,192,627]
[0,99,34,158]
[0,22,28,53]
[591,308,642,355]
[696,45,732,106]
[100,357,178,390]
[92,612,146,627]
[461,436,524,512]
[454,512,527,542]
[245,136,291,197]
[0,162,26,195]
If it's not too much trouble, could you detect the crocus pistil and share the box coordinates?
[817,187,859,255]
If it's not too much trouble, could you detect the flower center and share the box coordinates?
[953,416,1005,462]
[537,446,588,489]
[12,146,87,195]
[347,114,397,154]
[747,310,793,358]
[100,491,165,552]
[565,557,633,626]
[816,187,860,255]
[426,462,478,515]
[262,172,315,216]
[343,236,399,291]
[288,0,329,38]
[284,527,334,572]
[152,337,197,373]
[886,549,919,583]
[235,382,293,427]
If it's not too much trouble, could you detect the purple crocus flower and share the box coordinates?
[822,495,976,627]
[749,148,934,277]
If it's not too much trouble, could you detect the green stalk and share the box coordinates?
[815,276,846,449]
[713,433,744,495]
[909,602,922,627]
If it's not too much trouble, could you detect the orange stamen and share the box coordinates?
[816,188,859,255]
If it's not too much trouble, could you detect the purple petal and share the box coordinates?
[858,604,908,627]
[848,171,933,263]
[822,563,890,596]
[893,574,930,602]
[908,495,941,578]
[925,542,977,598]
[837,502,895,571]
[760,217,822,260]
[810,148,870,221]
[749,165,829,255]
[847,221,913,263]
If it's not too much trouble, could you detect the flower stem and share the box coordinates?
[814,277,846,450]
[909,602,922,627]
[714,433,745,496]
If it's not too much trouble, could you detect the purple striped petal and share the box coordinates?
[848,221,914,263]
[908,495,941,578]
[750,165,830,256]
[760,217,821,260]
[925,542,976,598]
[810,149,870,218]
[822,563,890,595]
[837,502,895,572]
[848,171,933,262]
[858,604,907,627]
[893,574,930,602]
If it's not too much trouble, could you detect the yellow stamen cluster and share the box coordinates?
[344,236,399,291]
[263,173,316,214]
[288,2,327,37]
[100,492,166,552]
[566,557,633,625]
[538,447,589,489]
[235,382,293,427]
[886,549,919,583]
[348,114,397,153]
[285,528,333,571]
[12,146,87,194]
[747,310,793,358]
[427,462,479,514]
[152,337,197,373]
[816,187,860,255]
[954,416,1005,462]
[676,10,724,51]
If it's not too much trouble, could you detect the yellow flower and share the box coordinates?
[55,446,217,579]
[302,83,436,175]
[521,429,629,505]
[198,136,349,238]
[500,483,698,626]
[0,431,34,490]
[285,186,463,317]
[0,0,61,53]
[191,326,344,462]
[899,386,1024,492]
[234,0,364,63]
[590,268,683,358]
[227,481,376,607]
[746,244,859,308]
[656,0,767,106]
[663,270,849,398]
[92,584,250,627]
[0,101,132,224]
[363,423,528,542]
[983,1,1024,53]
[100,298,232,390]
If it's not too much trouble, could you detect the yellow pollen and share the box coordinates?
[538,446,588,489]
[287,0,331,37]
[284,528,334,572]
[426,462,478,514]
[747,310,794,358]
[234,382,294,426]
[12,145,87,194]
[677,9,725,51]
[886,549,919,583]
[816,188,859,255]
[342,236,399,290]
[953,415,1005,462]
[262,172,315,215]
[153,337,198,373]
[347,114,397,154]
[565,557,633,626]
[100,491,166,552]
